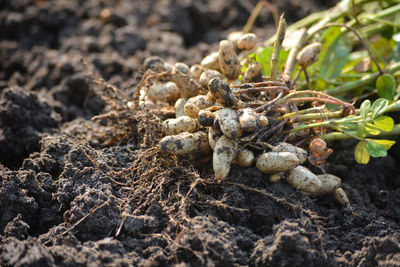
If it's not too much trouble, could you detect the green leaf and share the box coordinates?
[314,27,349,91]
[355,141,370,164]
[366,140,388,157]
[374,139,396,150]
[371,98,388,119]
[365,123,381,135]
[372,37,394,62]
[376,73,396,100]
[340,122,357,131]
[373,116,394,132]
[356,122,367,137]
[252,47,289,76]
[360,100,371,120]
[319,34,352,81]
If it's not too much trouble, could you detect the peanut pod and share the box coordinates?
[286,166,322,194]
[187,94,214,110]
[163,116,198,135]
[199,69,222,89]
[139,88,156,108]
[232,148,254,167]
[168,72,200,98]
[296,42,322,68]
[243,61,262,83]
[237,33,257,51]
[238,108,259,132]
[215,108,242,139]
[174,98,188,118]
[227,31,243,49]
[147,81,180,103]
[333,187,350,207]
[273,142,308,164]
[200,52,220,71]
[208,126,222,150]
[173,62,190,74]
[184,103,200,119]
[159,131,210,155]
[218,40,241,80]
[199,110,216,127]
[269,172,283,183]
[316,174,341,194]
[256,152,300,173]
[208,77,237,107]
[190,64,204,80]
[213,135,238,180]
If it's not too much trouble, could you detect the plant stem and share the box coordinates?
[323,23,383,74]
[270,14,286,81]
[264,1,400,47]
[286,97,348,108]
[283,28,307,83]
[234,86,289,94]
[277,90,355,113]
[279,109,345,121]
[243,0,279,33]
[385,102,400,113]
[286,98,400,137]
[328,61,400,95]
[323,124,400,140]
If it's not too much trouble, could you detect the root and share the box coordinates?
[43,199,111,246]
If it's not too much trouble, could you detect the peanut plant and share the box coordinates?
[246,0,400,164]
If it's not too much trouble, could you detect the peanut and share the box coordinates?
[215,108,242,139]
[218,40,241,80]
[159,131,211,155]
[286,166,322,194]
[256,152,300,173]
[163,116,198,135]
[213,135,238,180]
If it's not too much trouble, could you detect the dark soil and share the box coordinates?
[1,0,400,266]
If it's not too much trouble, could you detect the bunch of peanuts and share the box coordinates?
[139,31,349,207]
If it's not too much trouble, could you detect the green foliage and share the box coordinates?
[253,0,400,165]
[376,73,396,100]
[248,47,289,76]
[366,140,388,157]
[314,27,352,91]
[360,100,371,120]
[351,98,393,135]
[371,98,388,119]
[350,98,396,164]
[355,141,369,164]
[373,116,394,132]
[355,139,396,164]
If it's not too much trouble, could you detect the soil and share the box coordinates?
[1,0,400,266]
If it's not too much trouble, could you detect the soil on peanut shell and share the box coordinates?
[1,0,400,266]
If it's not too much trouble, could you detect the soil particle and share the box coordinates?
[112,25,147,57]
[3,214,30,240]
[175,216,259,266]
[0,86,60,169]
[345,236,400,266]
[63,185,121,241]
[1,237,56,267]
[0,172,38,231]
[250,219,334,266]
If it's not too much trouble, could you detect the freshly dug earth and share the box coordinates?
[1,0,400,266]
